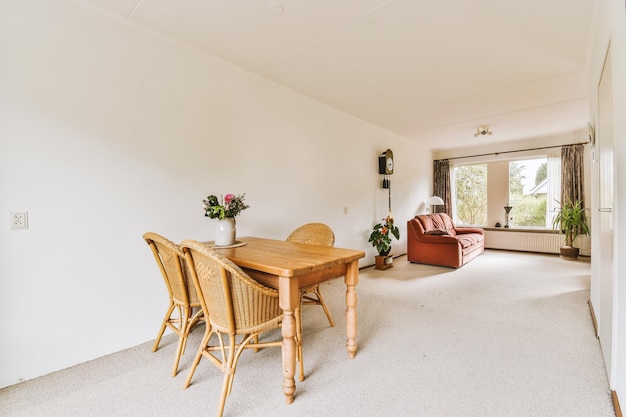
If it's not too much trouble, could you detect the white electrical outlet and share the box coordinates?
[10,212,28,230]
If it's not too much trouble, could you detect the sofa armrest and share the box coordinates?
[416,234,461,244]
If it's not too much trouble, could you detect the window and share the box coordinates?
[452,163,487,226]
[509,158,547,227]
[508,156,560,228]
[451,155,560,228]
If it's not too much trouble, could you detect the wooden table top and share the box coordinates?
[211,236,365,277]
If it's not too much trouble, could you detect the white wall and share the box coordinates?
[0,1,431,387]
[588,0,626,402]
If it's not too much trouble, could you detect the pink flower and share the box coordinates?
[224,193,235,203]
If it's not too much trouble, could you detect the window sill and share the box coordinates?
[483,227,558,234]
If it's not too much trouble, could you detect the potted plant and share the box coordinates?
[551,199,590,260]
[369,215,400,269]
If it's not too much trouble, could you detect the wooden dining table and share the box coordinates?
[210,236,365,404]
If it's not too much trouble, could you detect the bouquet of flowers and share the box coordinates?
[203,193,250,220]
[368,215,400,256]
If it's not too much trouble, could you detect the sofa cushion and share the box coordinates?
[417,213,457,236]
[457,233,483,248]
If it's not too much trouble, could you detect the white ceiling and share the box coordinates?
[80,0,597,150]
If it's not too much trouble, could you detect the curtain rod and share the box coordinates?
[436,141,589,162]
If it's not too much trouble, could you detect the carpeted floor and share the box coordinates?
[0,250,615,417]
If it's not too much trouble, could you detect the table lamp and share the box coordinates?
[427,196,444,213]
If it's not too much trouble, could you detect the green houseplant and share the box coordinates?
[551,199,590,259]
[203,193,249,220]
[369,215,400,257]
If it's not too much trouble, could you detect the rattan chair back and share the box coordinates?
[286,222,335,247]
[181,239,282,334]
[144,232,199,305]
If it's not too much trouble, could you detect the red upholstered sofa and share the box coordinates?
[407,213,485,268]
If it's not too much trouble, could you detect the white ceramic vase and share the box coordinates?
[215,217,236,246]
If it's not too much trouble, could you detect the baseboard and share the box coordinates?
[613,390,622,417]
[590,301,618,415]
[593,302,619,416]
[588,299,599,337]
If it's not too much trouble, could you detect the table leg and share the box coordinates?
[279,276,299,404]
[345,260,359,358]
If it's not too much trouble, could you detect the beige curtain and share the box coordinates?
[561,144,585,207]
[433,159,451,216]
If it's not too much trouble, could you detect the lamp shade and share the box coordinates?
[426,196,444,206]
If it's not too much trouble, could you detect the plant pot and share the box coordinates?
[375,254,393,270]
[559,246,579,260]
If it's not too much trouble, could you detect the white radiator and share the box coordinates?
[484,230,562,254]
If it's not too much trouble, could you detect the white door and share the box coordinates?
[597,45,615,378]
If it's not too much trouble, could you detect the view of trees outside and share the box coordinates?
[453,164,487,225]
[509,159,548,227]
[452,158,549,227]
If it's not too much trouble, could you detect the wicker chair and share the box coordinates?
[143,232,204,377]
[180,239,285,417]
[286,222,335,381]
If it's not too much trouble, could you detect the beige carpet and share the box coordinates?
[0,250,615,417]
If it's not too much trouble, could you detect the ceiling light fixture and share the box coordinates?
[266,2,284,16]
[474,126,493,137]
